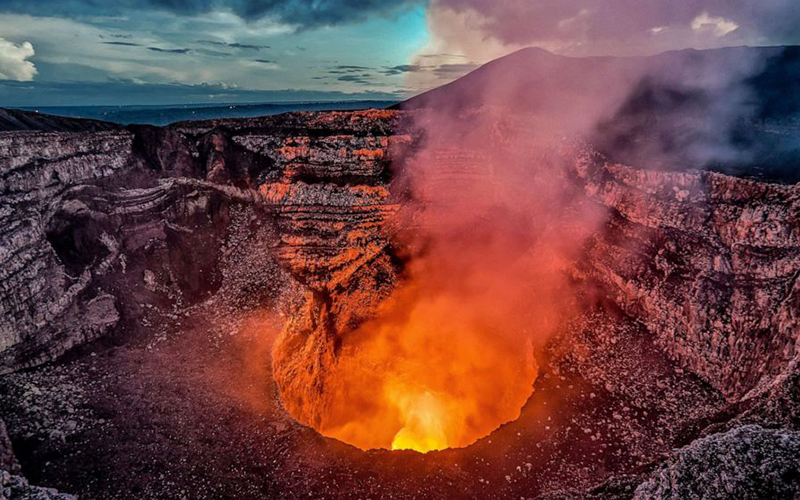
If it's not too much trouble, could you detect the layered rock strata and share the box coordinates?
[576,157,800,399]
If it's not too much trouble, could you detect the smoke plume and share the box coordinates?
[309,1,800,452]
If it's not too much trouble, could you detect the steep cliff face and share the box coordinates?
[177,111,416,429]
[0,111,414,430]
[0,417,17,474]
[633,425,800,499]
[576,158,800,399]
[1,130,134,371]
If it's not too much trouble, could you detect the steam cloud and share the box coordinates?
[407,1,800,179]
[412,0,800,177]
[316,1,800,451]
[426,0,800,56]
[321,51,618,453]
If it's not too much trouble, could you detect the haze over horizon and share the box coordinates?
[1,0,799,106]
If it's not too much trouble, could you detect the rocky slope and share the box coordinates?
[576,158,800,400]
[633,425,800,499]
[0,110,411,375]
[0,108,413,497]
[0,108,120,133]
[0,107,798,498]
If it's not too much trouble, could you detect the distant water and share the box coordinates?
[18,101,397,127]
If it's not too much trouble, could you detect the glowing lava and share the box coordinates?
[272,111,585,453]
[388,385,449,452]
[310,277,542,453]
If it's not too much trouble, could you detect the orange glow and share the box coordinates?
[388,385,449,452]
[309,242,549,452]
[272,108,604,453]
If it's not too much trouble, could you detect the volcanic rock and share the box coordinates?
[0,110,410,376]
[0,470,75,500]
[0,417,18,474]
[576,158,800,400]
[633,425,800,499]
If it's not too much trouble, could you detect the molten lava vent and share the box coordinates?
[270,108,592,453]
[312,281,538,452]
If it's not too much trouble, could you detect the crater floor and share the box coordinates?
[1,300,726,500]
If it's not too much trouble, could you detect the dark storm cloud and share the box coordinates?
[229,42,270,50]
[104,40,232,57]
[381,64,423,75]
[102,41,141,47]
[434,0,800,47]
[375,62,480,78]
[337,74,373,85]
[333,65,372,71]
[196,40,270,51]
[148,47,192,54]
[0,0,423,28]
[212,0,423,27]
[99,34,135,40]
[432,63,478,76]
[327,65,377,75]
[195,48,233,57]
[328,62,475,78]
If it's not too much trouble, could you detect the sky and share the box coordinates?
[0,0,798,106]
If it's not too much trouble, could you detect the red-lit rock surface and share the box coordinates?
[0,109,798,498]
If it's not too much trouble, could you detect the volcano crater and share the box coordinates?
[0,106,799,499]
